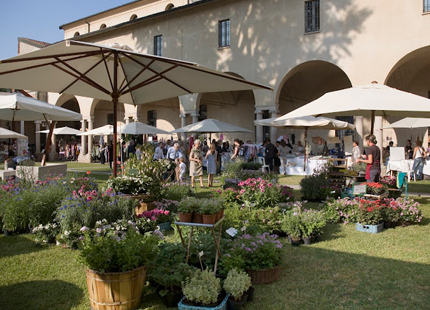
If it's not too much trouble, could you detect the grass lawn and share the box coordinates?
[1,164,430,309]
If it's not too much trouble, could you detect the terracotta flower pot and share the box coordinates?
[202,213,217,225]
[178,212,193,223]
[193,213,203,223]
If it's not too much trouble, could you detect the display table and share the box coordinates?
[285,155,338,176]
[175,217,224,274]
[387,159,430,176]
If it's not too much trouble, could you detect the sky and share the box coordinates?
[0,0,131,60]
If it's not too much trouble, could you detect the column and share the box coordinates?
[269,109,278,143]
[80,119,87,155]
[35,121,41,155]
[255,109,263,144]
[49,123,57,159]
[374,116,383,155]
[87,117,94,158]
[20,121,25,135]
[125,117,132,124]
[355,116,364,150]
[191,112,199,138]
[179,113,187,142]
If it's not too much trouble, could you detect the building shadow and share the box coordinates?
[0,235,45,259]
[0,280,84,310]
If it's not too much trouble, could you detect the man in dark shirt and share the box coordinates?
[126,140,136,159]
[264,138,277,172]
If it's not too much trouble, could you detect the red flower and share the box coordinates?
[87,171,91,175]
[367,207,374,212]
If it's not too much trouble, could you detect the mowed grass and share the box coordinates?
[1,163,430,309]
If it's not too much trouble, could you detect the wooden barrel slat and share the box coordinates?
[86,267,146,310]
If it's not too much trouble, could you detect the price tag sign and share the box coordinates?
[353,183,367,196]
[241,226,247,232]
[226,227,238,237]
[198,251,204,258]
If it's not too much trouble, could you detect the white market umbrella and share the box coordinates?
[255,116,355,170]
[0,92,81,122]
[171,118,253,134]
[382,117,430,129]
[276,83,430,134]
[37,126,82,135]
[0,40,270,176]
[78,125,115,136]
[119,122,168,135]
[0,127,27,139]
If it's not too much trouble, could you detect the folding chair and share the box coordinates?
[258,156,270,173]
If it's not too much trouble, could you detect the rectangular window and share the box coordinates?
[218,19,230,48]
[147,110,157,127]
[305,0,320,33]
[425,0,430,12]
[335,116,354,140]
[107,113,114,125]
[154,35,162,56]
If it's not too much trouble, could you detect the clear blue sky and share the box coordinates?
[0,0,130,60]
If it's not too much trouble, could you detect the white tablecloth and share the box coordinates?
[284,156,336,176]
[387,159,430,175]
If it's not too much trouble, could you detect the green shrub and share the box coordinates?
[224,269,251,301]
[300,173,330,201]
[161,183,193,201]
[182,269,221,306]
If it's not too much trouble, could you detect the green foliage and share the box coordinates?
[300,173,330,201]
[78,227,161,273]
[322,198,359,224]
[56,191,135,232]
[32,223,60,244]
[239,162,263,170]
[177,197,200,213]
[221,159,277,183]
[281,205,326,238]
[161,183,193,201]
[223,269,252,301]
[182,269,221,305]
[105,176,151,195]
[199,198,223,215]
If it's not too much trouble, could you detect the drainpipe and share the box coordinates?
[85,20,90,33]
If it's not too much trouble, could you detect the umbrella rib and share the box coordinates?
[116,55,130,95]
[100,48,115,91]
[118,58,156,94]
[123,55,192,94]
[54,56,111,95]
[0,50,103,64]
[52,63,110,95]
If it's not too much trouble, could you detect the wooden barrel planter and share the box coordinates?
[85,266,147,310]
[246,265,280,284]
[122,194,155,216]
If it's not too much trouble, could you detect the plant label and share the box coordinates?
[198,251,204,257]
[226,227,238,237]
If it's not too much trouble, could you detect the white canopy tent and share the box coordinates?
[382,118,430,129]
[0,127,28,139]
[0,40,270,176]
[255,116,355,170]
[37,126,82,135]
[119,122,168,135]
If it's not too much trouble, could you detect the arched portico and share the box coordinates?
[384,46,430,147]
[274,61,354,151]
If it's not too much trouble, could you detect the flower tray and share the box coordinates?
[356,222,384,234]
[246,265,281,284]
[157,222,172,231]
[178,294,229,310]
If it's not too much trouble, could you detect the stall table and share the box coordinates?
[284,155,339,175]
[387,159,430,176]
[175,217,224,275]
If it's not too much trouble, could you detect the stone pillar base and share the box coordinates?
[48,152,59,162]
[78,153,92,163]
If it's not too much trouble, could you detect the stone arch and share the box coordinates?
[384,46,430,147]
[55,94,81,130]
[276,61,352,150]
[90,99,125,129]
[195,71,256,143]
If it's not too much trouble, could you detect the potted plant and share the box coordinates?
[282,212,302,246]
[200,199,222,224]
[177,197,199,223]
[366,182,387,196]
[224,269,252,310]
[224,233,283,284]
[180,269,227,309]
[298,209,326,245]
[356,199,384,233]
[78,225,161,310]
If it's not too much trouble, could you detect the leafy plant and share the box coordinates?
[177,197,200,214]
[105,176,151,195]
[199,198,222,215]
[300,173,330,201]
[78,225,161,273]
[182,269,221,306]
[32,223,60,244]
[323,198,359,224]
[224,269,251,301]
[356,199,383,225]
[161,183,193,201]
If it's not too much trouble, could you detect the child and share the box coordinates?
[176,157,187,183]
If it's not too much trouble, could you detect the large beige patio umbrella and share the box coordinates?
[170,118,253,134]
[382,117,430,129]
[255,116,355,170]
[78,125,114,136]
[0,40,270,176]
[119,122,168,135]
[0,127,28,139]
[275,83,430,134]
[37,126,82,135]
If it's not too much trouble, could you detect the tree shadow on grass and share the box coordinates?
[0,280,83,310]
[0,235,45,259]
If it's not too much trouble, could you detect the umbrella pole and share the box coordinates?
[304,128,308,172]
[370,110,375,135]
[112,52,119,178]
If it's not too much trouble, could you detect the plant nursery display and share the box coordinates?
[181,269,223,308]
[224,268,252,309]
